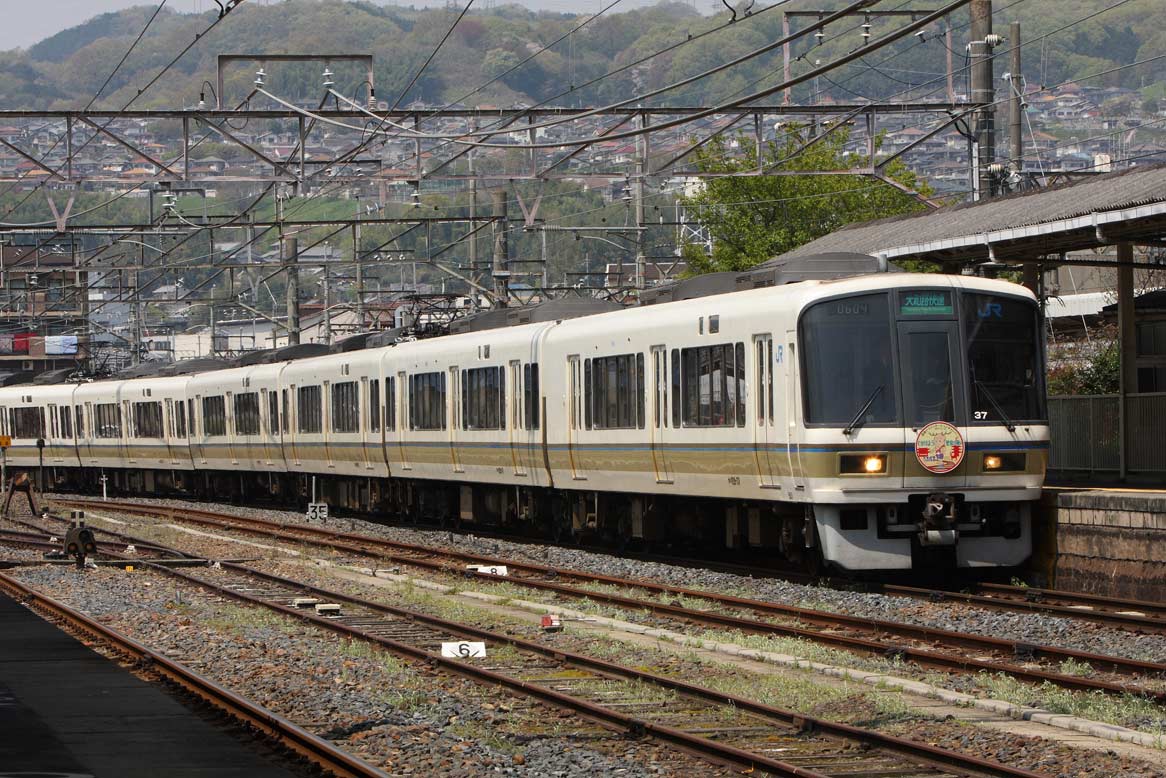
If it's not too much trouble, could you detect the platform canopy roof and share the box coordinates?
[776,164,1166,267]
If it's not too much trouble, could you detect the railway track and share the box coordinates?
[59,496,1166,635]
[81,551,1057,777]
[1,511,1056,777]
[44,498,1166,704]
[0,570,390,778]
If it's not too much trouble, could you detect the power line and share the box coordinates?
[86,1,169,110]
[1,1,246,216]
[390,0,475,112]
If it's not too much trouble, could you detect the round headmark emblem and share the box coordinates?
[914,421,964,474]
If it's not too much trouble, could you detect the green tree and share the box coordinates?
[1047,338,1121,395]
[678,126,932,274]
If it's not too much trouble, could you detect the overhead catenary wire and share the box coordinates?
[283,0,821,186]
[86,1,169,110]
[255,0,972,153]
[4,0,1147,324]
[1,0,247,216]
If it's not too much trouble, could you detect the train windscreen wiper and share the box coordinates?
[842,385,884,436]
[975,380,1016,432]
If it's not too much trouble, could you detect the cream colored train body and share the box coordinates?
[0,272,1048,572]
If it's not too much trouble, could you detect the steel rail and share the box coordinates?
[65,497,1166,632]
[836,580,1166,634]
[970,582,1166,620]
[57,499,1166,702]
[138,556,1047,778]
[0,571,390,778]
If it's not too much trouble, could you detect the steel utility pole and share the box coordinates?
[969,0,996,199]
[353,201,365,334]
[284,236,300,345]
[492,190,509,306]
[322,264,331,346]
[634,113,647,291]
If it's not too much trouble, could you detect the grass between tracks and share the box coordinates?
[340,566,1166,736]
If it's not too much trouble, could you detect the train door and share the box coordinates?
[46,403,60,464]
[121,399,134,464]
[260,389,277,466]
[649,346,673,484]
[163,399,176,465]
[752,335,778,488]
[785,330,805,490]
[396,371,410,470]
[448,367,462,473]
[359,377,375,472]
[508,360,526,477]
[896,320,967,488]
[323,381,335,469]
[226,391,240,466]
[190,395,203,464]
[567,355,586,481]
[287,385,300,466]
[82,402,94,464]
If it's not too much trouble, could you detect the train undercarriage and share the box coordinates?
[31,465,1028,576]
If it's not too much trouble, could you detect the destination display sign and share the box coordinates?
[899,290,953,316]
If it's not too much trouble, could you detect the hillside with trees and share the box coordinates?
[0,0,1160,111]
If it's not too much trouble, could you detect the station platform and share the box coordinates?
[1035,487,1166,599]
[0,589,305,778]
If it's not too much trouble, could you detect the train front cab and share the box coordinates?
[796,278,1048,572]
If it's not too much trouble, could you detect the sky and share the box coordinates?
[0,0,689,52]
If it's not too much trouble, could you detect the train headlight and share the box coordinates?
[840,453,886,475]
[982,452,1025,472]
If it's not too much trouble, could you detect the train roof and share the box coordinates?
[639,252,899,305]
[449,297,623,334]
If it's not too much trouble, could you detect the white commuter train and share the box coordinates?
[0,263,1049,572]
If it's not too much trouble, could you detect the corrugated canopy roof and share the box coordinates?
[778,164,1166,265]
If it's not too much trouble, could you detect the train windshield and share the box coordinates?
[964,293,1046,423]
[800,289,1046,428]
[801,293,897,426]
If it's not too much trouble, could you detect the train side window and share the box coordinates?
[368,379,381,432]
[11,407,44,438]
[766,340,774,423]
[523,363,540,430]
[202,396,227,437]
[462,366,505,430]
[680,342,745,428]
[234,393,261,436]
[298,386,323,434]
[386,376,396,431]
[670,349,681,428]
[736,343,747,424]
[187,400,196,438]
[133,402,164,438]
[75,406,85,438]
[175,400,187,438]
[408,372,446,431]
[583,360,592,429]
[331,381,359,434]
[59,406,72,439]
[266,393,278,436]
[94,403,121,439]
[636,353,645,429]
[280,390,289,434]
[586,353,645,430]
